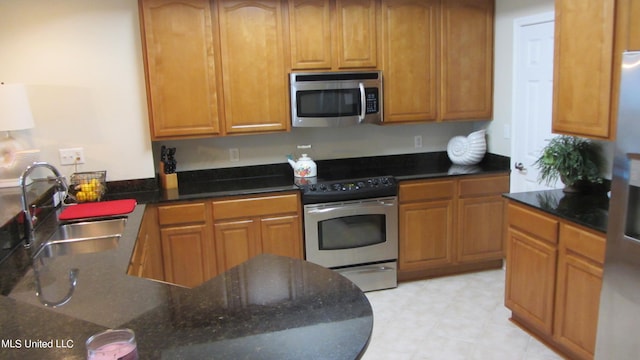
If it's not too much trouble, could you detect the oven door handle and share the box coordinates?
[306,201,396,214]
[358,82,366,123]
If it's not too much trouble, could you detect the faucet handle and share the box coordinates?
[29,204,38,225]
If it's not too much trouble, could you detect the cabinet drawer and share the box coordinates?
[212,193,299,220]
[508,203,559,244]
[399,179,455,202]
[459,174,510,197]
[560,223,606,264]
[158,202,207,226]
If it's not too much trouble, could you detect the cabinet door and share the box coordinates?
[628,0,640,50]
[217,0,289,134]
[440,0,493,120]
[214,219,261,272]
[139,0,221,139]
[288,0,333,70]
[129,205,164,281]
[381,0,438,123]
[457,195,505,262]
[335,0,379,68]
[552,0,615,139]
[505,227,557,335]
[399,200,454,271]
[161,224,212,288]
[554,224,605,359]
[260,215,303,259]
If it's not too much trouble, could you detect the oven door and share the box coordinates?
[303,197,398,268]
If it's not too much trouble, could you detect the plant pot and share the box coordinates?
[561,178,591,193]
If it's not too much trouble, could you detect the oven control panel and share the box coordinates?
[300,176,397,204]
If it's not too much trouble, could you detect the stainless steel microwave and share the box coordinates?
[290,71,383,127]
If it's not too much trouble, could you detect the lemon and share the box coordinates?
[86,191,98,201]
[77,191,87,202]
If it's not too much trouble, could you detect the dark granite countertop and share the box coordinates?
[104,151,511,205]
[1,224,373,360]
[503,189,610,233]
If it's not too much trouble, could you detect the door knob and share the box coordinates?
[514,162,526,171]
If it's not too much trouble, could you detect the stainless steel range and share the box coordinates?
[300,176,398,292]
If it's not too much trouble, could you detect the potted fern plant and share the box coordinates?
[534,135,604,193]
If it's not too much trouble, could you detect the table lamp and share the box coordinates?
[0,83,40,187]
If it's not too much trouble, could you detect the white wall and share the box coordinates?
[3,0,550,180]
[0,0,153,181]
[488,0,555,156]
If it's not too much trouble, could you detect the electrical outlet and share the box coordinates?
[229,148,239,162]
[414,135,423,148]
[503,124,511,139]
[59,147,85,165]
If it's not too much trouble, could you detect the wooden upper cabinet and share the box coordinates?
[381,0,494,124]
[288,0,333,70]
[217,0,289,134]
[627,0,640,50]
[381,0,439,123]
[139,0,221,139]
[335,0,379,69]
[289,0,378,70]
[440,0,494,121]
[552,0,617,139]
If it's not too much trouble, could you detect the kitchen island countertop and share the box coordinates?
[1,204,373,360]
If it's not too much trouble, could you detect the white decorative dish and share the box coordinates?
[446,130,487,166]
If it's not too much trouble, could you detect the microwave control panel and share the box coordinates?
[365,88,379,114]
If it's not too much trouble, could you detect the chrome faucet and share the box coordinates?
[18,162,68,249]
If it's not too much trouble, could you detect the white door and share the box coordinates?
[510,13,561,193]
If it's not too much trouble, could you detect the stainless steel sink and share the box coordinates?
[34,218,127,258]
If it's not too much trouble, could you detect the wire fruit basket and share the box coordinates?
[69,171,106,203]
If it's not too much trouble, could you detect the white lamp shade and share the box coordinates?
[0,84,35,131]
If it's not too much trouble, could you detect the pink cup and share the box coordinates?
[86,329,138,360]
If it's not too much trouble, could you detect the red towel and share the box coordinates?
[58,199,137,220]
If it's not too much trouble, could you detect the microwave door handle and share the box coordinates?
[358,83,366,123]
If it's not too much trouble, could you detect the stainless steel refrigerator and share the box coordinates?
[596,51,640,359]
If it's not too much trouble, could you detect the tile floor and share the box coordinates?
[362,269,564,360]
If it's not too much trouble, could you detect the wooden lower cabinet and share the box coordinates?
[214,219,260,272]
[212,194,303,270]
[128,205,164,281]
[553,223,605,359]
[161,224,214,288]
[156,201,216,288]
[135,192,302,288]
[398,173,509,280]
[505,201,605,360]
[399,199,455,270]
[457,175,510,262]
[505,206,558,334]
[260,215,303,258]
